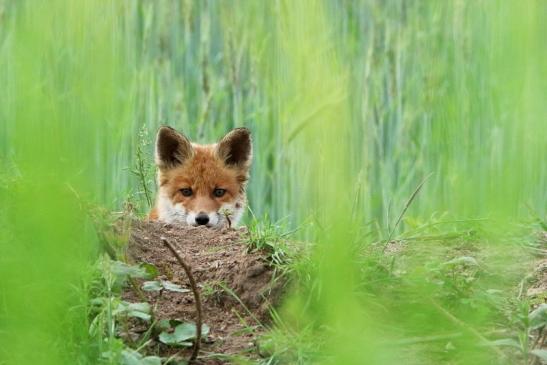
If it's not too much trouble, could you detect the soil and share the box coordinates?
[525,232,547,303]
[122,221,286,364]
[526,259,547,300]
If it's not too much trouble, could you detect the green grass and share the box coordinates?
[0,0,546,364]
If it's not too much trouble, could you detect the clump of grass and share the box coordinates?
[245,210,297,267]
[256,323,322,364]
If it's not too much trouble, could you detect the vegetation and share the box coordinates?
[0,1,545,364]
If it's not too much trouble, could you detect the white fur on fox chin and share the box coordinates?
[156,193,245,228]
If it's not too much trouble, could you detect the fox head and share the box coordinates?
[152,126,252,228]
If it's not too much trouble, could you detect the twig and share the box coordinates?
[161,237,203,363]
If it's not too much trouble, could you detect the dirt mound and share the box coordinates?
[526,259,547,300]
[123,221,285,363]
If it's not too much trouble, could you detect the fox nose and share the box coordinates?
[195,213,209,226]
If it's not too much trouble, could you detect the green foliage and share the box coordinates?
[158,322,210,347]
[119,350,161,365]
[101,347,162,365]
[110,261,157,281]
[246,212,296,267]
[529,304,547,330]
[112,302,152,322]
[142,280,189,293]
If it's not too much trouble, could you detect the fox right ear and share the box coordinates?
[155,126,193,169]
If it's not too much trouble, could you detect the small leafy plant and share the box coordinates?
[427,255,481,305]
[490,302,547,364]
[157,320,210,347]
[142,280,189,293]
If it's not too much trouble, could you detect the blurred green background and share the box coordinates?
[0,0,545,364]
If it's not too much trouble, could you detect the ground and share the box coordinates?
[121,221,286,364]
[91,218,547,365]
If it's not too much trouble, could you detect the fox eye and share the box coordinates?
[180,188,192,197]
[213,188,226,198]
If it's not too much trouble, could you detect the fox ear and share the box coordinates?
[155,126,193,169]
[217,128,252,169]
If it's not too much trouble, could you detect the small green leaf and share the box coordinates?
[173,323,197,342]
[156,318,183,331]
[158,322,210,346]
[121,349,142,365]
[162,281,189,293]
[90,297,106,306]
[158,331,192,347]
[170,319,184,327]
[126,302,151,313]
[128,311,151,321]
[121,349,161,365]
[140,263,159,279]
[142,281,163,292]
[112,261,149,279]
[530,304,547,330]
[141,356,162,365]
[114,301,151,321]
[156,319,172,331]
[142,280,189,293]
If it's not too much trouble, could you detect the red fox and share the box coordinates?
[149,126,252,228]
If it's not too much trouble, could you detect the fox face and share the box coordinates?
[150,126,252,228]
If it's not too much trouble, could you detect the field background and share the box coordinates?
[0,1,545,364]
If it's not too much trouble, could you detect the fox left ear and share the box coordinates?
[155,126,194,170]
[217,128,252,169]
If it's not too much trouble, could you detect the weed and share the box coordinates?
[130,125,155,213]
[246,210,296,266]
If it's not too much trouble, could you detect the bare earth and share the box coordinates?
[123,221,285,364]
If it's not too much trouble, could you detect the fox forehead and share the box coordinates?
[158,144,245,196]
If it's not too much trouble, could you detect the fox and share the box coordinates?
[148,126,252,228]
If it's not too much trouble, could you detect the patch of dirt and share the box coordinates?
[526,259,547,302]
[123,221,286,364]
[383,240,408,255]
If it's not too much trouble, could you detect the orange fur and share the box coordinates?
[148,207,159,220]
[150,127,251,227]
[155,145,246,214]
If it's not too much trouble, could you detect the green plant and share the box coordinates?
[246,211,297,267]
[489,302,547,364]
[157,320,210,347]
[130,125,155,213]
